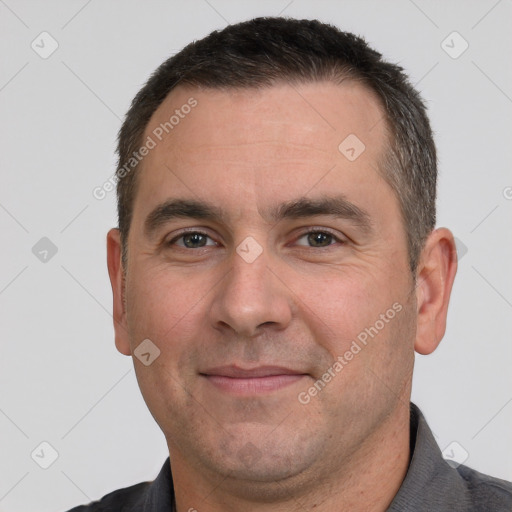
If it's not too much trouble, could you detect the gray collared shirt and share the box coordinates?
[66,402,512,511]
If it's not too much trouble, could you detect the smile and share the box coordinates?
[200,366,308,395]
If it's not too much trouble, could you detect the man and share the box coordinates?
[69,16,512,512]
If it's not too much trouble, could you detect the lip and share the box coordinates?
[200,365,308,394]
[201,365,306,378]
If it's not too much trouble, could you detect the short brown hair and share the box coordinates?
[116,16,437,272]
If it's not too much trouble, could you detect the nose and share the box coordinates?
[209,241,293,338]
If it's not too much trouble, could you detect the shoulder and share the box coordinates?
[389,403,512,511]
[64,481,150,511]
[456,463,512,510]
[64,457,173,511]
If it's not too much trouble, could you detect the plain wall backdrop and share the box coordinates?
[1,0,511,510]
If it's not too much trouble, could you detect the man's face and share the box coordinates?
[116,82,417,489]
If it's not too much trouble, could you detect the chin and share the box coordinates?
[206,425,324,489]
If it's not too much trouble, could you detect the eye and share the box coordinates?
[165,228,344,251]
[295,229,344,248]
[167,231,217,249]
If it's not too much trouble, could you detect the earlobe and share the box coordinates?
[414,228,458,355]
[106,228,132,356]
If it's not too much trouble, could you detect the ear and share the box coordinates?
[106,228,131,356]
[414,227,458,355]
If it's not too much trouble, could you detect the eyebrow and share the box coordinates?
[143,195,373,238]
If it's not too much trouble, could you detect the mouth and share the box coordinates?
[200,365,309,395]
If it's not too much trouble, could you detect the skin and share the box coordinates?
[107,81,457,511]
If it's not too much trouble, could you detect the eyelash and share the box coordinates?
[166,227,345,249]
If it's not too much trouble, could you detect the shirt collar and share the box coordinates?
[142,457,175,511]
[387,402,470,511]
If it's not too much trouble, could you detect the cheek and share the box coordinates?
[291,266,395,351]
[311,298,416,418]
[125,265,211,346]
[125,269,208,424]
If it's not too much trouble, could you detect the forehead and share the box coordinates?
[133,81,393,225]
[147,80,387,156]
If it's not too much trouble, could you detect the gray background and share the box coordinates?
[0,0,511,510]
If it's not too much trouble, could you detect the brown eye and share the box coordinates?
[295,229,343,248]
[307,232,333,247]
[168,231,216,249]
